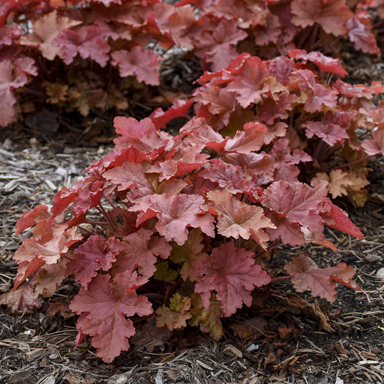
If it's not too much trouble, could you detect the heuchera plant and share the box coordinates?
[6,50,384,363]
[1,0,382,126]
[179,0,381,71]
[192,49,384,207]
[0,0,195,126]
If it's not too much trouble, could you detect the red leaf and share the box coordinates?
[66,236,124,288]
[55,25,110,66]
[85,147,149,175]
[362,128,384,156]
[195,243,271,317]
[32,258,69,298]
[103,162,151,192]
[270,138,312,168]
[147,146,209,181]
[150,98,194,129]
[70,272,152,363]
[332,79,375,99]
[223,152,275,176]
[15,205,51,235]
[13,225,82,289]
[91,0,124,6]
[347,17,380,56]
[130,194,215,245]
[285,251,362,302]
[320,201,363,239]
[289,49,347,77]
[104,161,187,201]
[291,0,353,36]
[112,228,172,278]
[111,47,163,86]
[268,56,294,84]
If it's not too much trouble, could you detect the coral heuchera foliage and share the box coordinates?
[12,42,384,359]
[3,0,384,364]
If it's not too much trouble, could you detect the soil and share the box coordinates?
[1,53,384,384]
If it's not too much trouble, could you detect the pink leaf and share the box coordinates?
[70,272,152,363]
[298,70,338,113]
[263,180,329,245]
[55,25,110,66]
[303,120,349,146]
[195,243,271,317]
[13,225,82,289]
[0,58,37,126]
[194,86,236,129]
[113,117,170,154]
[66,236,124,289]
[103,162,151,192]
[199,162,256,195]
[347,17,380,56]
[181,117,227,152]
[112,228,172,278]
[258,92,298,125]
[0,24,21,46]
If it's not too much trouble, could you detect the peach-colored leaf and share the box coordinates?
[195,242,271,316]
[285,250,362,302]
[156,293,192,330]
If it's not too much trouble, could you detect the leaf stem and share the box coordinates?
[270,275,293,282]
[103,193,116,209]
[253,239,281,260]
[328,155,372,171]
[77,226,98,235]
[84,221,109,226]
[96,205,116,231]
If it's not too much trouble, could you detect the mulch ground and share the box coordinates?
[1,53,384,384]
